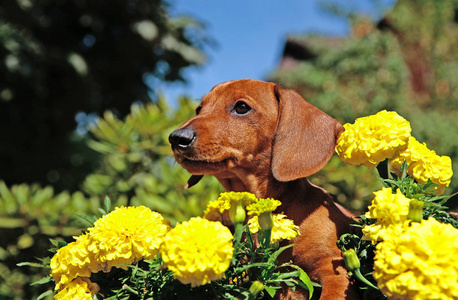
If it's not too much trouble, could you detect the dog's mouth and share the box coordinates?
[176,156,234,174]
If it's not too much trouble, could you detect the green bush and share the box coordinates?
[269,0,458,209]
[0,96,223,298]
[0,181,97,299]
[82,97,223,225]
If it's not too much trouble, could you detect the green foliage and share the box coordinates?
[0,181,97,299]
[309,156,382,211]
[270,31,410,124]
[33,216,314,300]
[101,233,314,300]
[83,96,223,225]
[271,30,410,209]
[1,97,223,298]
[269,0,458,209]
[0,0,211,190]
[337,162,457,299]
[378,162,458,228]
[0,181,98,231]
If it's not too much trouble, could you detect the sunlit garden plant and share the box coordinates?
[24,110,458,299]
[336,110,457,300]
[28,193,314,299]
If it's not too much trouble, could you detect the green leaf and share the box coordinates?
[233,262,273,274]
[0,181,17,213]
[37,290,54,300]
[296,267,314,299]
[400,160,408,179]
[98,208,107,215]
[276,271,300,279]
[267,244,295,265]
[57,240,68,248]
[31,276,53,285]
[0,217,27,228]
[75,213,95,226]
[264,286,280,298]
[104,195,112,213]
[17,233,34,249]
[49,239,67,251]
[17,262,48,268]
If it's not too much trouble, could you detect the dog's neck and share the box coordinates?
[215,169,314,204]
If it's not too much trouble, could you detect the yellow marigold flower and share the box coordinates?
[362,188,411,243]
[374,218,458,300]
[86,206,170,272]
[248,214,300,243]
[160,217,234,287]
[204,192,258,221]
[336,110,411,168]
[50,234,95,290]
[54,277,99,300]
[203,199,226,222]
[390,136,453,195]
[246,198,281,215]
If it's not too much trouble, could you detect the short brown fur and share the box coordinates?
[169,79,360,300]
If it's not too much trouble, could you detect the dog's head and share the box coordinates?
[169,79,343,186]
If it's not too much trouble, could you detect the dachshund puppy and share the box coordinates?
[169,79,359,300]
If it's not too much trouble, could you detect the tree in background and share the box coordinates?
[0,2,215,297]
[0,0,210,191]
[269,0,458,210]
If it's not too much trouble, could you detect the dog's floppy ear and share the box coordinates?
[272,85,344,182]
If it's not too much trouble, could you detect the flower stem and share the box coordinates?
[210,283,220,300]
[234,223,244,245]
[232,223,245,265]
[343,249,379,290]
[262,229,271,248]
[376,159,389,180]
[353,268,379,290]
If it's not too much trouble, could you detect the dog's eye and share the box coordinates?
[233,101,251,115]
[195,106,202,115]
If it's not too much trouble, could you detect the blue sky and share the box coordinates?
[163,0,395,102]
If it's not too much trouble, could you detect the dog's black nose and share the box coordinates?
[169,128,196,149]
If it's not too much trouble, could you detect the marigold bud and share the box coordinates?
[407,199,424,223]
[258,212,273,231]
[343,249,379,290]
[229,203,246,224]
[343,249,360,271]
[249,280,264,296]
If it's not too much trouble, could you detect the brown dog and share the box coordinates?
[169,79,359,299]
